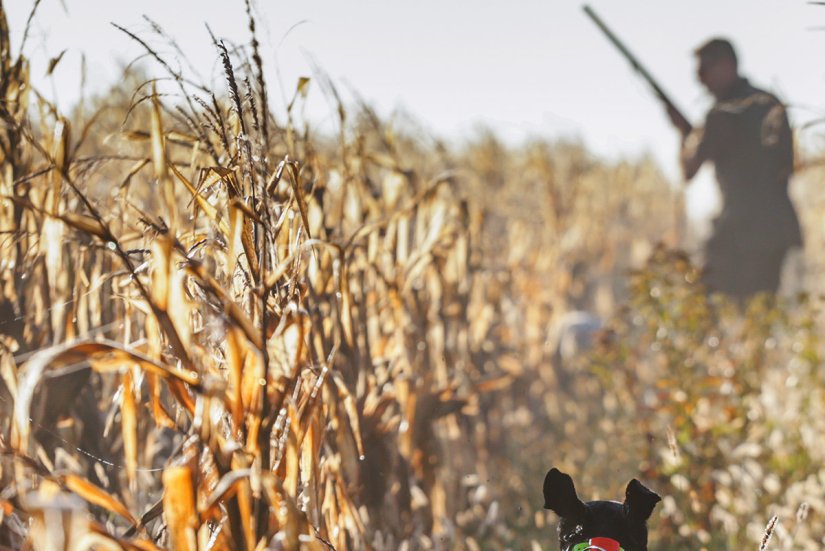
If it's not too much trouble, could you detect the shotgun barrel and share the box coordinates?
[583,5,693,134]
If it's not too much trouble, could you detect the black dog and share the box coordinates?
[543,468,661,551]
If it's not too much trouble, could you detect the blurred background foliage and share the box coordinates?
[2,2,825,550]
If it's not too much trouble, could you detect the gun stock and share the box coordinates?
[583,5,693,134]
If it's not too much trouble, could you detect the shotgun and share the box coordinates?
[583,5,693,134]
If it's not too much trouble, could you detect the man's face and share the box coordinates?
[697,56,737,98]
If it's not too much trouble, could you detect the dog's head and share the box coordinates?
[543,468,661,551]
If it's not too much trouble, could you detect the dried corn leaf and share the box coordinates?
[284,402,301,497]
[287,162,312,240]
[232,458,256,550]
[88,522,164,551]
[119,158,150,190]
[46,49,66,76]
[14,339,200,452]
[61,211,110,239]
[338,259,355,348]
[240,203,260,283]
[162,466,198,551]
[4,195,109,239]
[331,373,364,460]
[63,474,137,526]
[226,327,247,431]
[299,408,323,524]
[150,90,166,180]
[201,468,252,517]
[151,89,177,230]
[241,351,265,453]
[169,162,230,236]
[286,77,310,113]
[121,370,138,491]
[151,238,172,311]
[179,253,261,350]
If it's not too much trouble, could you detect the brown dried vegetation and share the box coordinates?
[4,2,825,550]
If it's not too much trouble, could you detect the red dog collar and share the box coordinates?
[571,538,623,551]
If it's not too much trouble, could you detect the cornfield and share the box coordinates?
[2,2,825,550]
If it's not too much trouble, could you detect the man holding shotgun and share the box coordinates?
[584,6,802,300]
[669,39,802,301]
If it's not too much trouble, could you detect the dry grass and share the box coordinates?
[2,3,825,550]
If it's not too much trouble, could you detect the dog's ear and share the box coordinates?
[623,479,661,522]
[543,468,586,520]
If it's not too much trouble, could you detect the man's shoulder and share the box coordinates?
[744,83,784,107]
[712,80,784,115]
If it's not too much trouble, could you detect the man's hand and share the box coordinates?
[666,104,692,138]
[680,129,704,182]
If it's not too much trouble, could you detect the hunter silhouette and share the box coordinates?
[668,38,803,301]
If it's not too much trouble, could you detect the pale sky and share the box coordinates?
[7,1,825,221]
